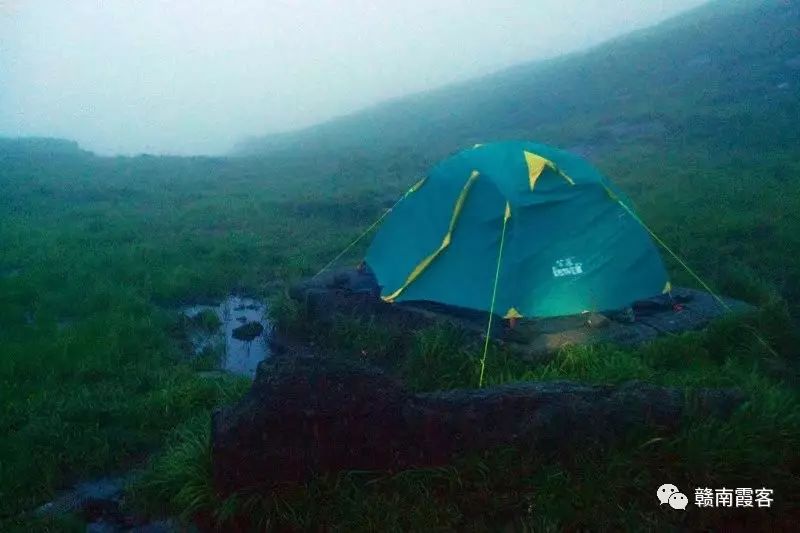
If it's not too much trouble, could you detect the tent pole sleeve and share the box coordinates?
[383,170,479,302]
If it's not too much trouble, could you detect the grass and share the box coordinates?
[0,151,383,529]
[2,141,799,529]
[0,138,798,530]
[2,6,799,523]
[127,308,800,530]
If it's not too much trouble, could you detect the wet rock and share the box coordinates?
[211,357,744,492]
[232,321,264,341]
[288,268,754,363]
[33,472,184,532]
[584,313,610,329]
[35,476,130,518]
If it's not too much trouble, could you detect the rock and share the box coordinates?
[584,313,610,328]
[231,321,264,341]
[287,268,755,363]
[211,357,744,493]
[31,472,184,531]
[510,289,755,361]
[212,357,408,492]
[35,476,130,518]
[287,267,437,339]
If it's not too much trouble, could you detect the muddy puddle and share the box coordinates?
[182,295,271,378]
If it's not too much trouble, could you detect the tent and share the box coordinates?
[365,141,670,319]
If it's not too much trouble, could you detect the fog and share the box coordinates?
[0,0,708,156]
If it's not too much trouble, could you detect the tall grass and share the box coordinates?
[2,108,799,528]
[129,305,800,530]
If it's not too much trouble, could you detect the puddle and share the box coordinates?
[35,476,130,518]
[34,472,179,531]
[182,295,271,378]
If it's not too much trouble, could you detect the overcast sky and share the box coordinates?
[0,0,708,156]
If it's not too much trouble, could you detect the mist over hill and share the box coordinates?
[235,0,799,162]
[0,137,88,157]
[3,1,800,530]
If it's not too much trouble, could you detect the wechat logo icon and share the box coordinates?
[657,484,688,510]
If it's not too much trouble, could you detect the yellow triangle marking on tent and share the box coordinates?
[663,280,672,294]
[525,150,576,189]
[524,151,548,191]
[504,307,523,319]
[383,170,480,302]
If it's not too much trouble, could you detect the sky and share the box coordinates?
[0,0,708,156]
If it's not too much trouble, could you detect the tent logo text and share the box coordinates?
[552,257,583,278]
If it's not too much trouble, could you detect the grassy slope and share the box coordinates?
[1,0,799,530]
[0,144,423,529]
[237,0,800,308]
[237,0,799,160]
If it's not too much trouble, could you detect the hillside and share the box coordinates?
[0,137,89,157]
[2,0,800,529]
[235,0,799,163]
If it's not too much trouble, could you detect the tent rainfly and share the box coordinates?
[365,141,670,318]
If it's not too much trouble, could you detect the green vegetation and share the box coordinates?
[191,309,222,332]
[128,311,800,530]
[2,0,799,530]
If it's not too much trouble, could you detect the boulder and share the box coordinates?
[211,357,744,493]
[231,321,264,341]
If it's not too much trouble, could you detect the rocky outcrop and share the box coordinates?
[287,267,754,363]
[211,357,744,493]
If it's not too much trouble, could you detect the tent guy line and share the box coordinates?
[310,141,779,378]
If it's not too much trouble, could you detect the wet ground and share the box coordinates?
[34,473,180,531]
[27,298,269,530]
[183,295,271,378]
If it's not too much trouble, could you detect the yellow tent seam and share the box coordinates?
[406,177,427,196]
[558,169,576,185]
[383,170,480,302]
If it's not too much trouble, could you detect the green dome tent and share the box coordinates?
[365,141,670,319]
